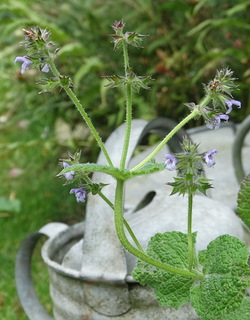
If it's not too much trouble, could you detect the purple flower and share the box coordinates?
[225,99,241,114]
[63,162,75,180]
[41,63,50,73]
[206,114,229,130]
[70,188,87,203]
[164,154,178,171]
[202,149,218,167]
[14,56,32,74]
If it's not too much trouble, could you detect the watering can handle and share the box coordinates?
[232,114,250,183]
[15,223,68,320]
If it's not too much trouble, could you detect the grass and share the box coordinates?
[0,127,85,319]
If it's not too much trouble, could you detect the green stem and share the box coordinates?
[114,179,203,279]
[49,59,114,168]
[120,40,132,170]
[187,192,194,271]
[123,217,145,252]
[120,83,132,169]
[130,109,200,172]
[84,175,114,209]
[122,39,130,75]
[97,191,114,209]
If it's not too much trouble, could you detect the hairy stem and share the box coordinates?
[49,58,114,168]
[130,109,200,172]
[123,217,145,252]
[120,40,132,170]
[114,179,203,279]
[187,192,194,270]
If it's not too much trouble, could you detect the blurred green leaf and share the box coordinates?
[0,196,21,214]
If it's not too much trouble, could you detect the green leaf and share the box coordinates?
[220,297,250,320]
[134,160,165,176]
[132,232,197,308]
[199,234,249,276]
[237,174,250,229]
[191,235,250,320]
[191,275,247,320]
[0,197,21,214]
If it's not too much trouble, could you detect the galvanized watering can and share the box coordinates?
[15,119,249,320]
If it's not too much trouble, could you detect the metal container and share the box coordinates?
[15,119,249,320]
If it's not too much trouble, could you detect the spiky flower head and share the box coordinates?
[110,19,148,50]
[14,26,59,75]
[165,137,215,196]
[186,69,241,130]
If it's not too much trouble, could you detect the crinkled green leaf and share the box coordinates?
[191,235,250,320]
[191,274,247,320]
[135,160,165,175]
[132,232,197,308]
[199,234,249,276]
[237,174,250,229]
[220,297,250,320]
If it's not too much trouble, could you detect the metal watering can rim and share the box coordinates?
[40,221,136,284]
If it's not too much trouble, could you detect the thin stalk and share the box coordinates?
[120,39,133,170]
[130,109,200,172]
[187,192,194,271]
[123,217,145,252]
[49,58,114,168]
[84,175,114,209]
[120,83,132,169]
[122,39,130,75]
[114,179,203,279]
[97,191,114,210]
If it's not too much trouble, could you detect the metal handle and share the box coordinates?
[233,115,250,183]
[15,223,68,320]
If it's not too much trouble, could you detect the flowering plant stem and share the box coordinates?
[120,40,132,170]
[187,192,195,271]
[48,58,114,168]
[130,109,200,172]
[130,94,212,172]
[114,179,203,279]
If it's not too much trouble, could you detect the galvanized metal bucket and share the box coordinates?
[15,119,248,320]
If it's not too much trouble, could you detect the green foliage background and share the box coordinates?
[0,0,249,319]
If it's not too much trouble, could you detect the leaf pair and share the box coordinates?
[132,232,250,320]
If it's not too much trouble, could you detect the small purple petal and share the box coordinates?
[41,63,50,73]
[63,162,75,180]
[70,188,86,203]
[225,99,241,114]
[14,56,32,74]
[206,114,229,130]
[164,154,178,171]
[202,149,218,167]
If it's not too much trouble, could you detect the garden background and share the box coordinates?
[0,0,249,319]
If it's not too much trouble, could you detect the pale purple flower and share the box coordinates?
[206,114,229,130]
[202,149,218,167]
[225,99,241,114]
[70,188,87,203]
[14,56,32,74]
[63,162,75,180]
[165,154,178,171]
[41,63,50,73]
